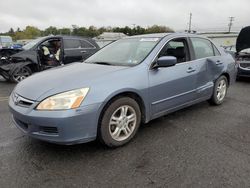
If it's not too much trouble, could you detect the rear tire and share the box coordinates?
[10,66,32,83]
[208,75,228,105]
[98,97,141,148]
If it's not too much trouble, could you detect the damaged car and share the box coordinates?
[9,33,237,147]
[0,35,100,82]
[236,26,250,78]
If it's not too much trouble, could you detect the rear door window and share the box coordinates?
[64,39,81,49]
[190,38,215,59]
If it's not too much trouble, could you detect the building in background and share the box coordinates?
[94,32,127,48]
[199,32,239,48]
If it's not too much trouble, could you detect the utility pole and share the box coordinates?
[188,13,192,33]
[228,17,234,33]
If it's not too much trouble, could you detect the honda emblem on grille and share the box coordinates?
[14,94,20,105]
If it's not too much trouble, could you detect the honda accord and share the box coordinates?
[9,33,237,147]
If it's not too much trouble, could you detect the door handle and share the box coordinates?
[186,67,196,73]
[215,60,223,65]
[81,50,87,53]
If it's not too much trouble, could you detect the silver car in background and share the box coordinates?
[9,33,237,147]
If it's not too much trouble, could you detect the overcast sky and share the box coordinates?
[0,0,249,32]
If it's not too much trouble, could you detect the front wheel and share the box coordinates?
[10,66,32,83]
[98,97,141,147]
[208,75,228,105]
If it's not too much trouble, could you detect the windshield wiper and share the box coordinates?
[87,62,113,66]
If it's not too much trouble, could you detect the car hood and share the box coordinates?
[14,62,128,101]
[10,49,37,63]
[236,26,250,53]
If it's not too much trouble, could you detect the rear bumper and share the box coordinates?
[9,96,102,145]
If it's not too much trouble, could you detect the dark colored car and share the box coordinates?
[0,36,100,82]
[235,26,250,78]
[0,48,22,59]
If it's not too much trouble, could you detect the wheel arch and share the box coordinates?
[220,72,230,85]
[25,60,39,73]
[98,90,148,128]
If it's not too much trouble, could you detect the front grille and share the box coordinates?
[12,93,34,107]
[240,63,250,69]
[39,126,58,134]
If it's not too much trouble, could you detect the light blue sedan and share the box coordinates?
[9,33,237,147]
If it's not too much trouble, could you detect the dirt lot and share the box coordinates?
[0,76,250,188]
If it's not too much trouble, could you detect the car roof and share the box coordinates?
[127,33,173,38]
[40,35,93,40]
[125,32,207,39]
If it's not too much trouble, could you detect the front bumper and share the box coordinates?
[237,61,250,77]
[9,96,102,145]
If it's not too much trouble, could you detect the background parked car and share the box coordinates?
[9,33,236,147]
[0,36,12,48]
[0,36,23,59]
[0,35,100,82]
[235,26,250,78]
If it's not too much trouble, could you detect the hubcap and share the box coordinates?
[109,105,137,141]
[216,79,227,101]
[13,68,30,82]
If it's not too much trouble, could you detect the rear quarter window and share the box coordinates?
[213,44,221,56]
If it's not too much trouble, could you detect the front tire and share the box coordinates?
[98,97,141,147]
[209,75,228,105]
[10,66,32,83]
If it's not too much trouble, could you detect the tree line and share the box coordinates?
[1,25,174,41]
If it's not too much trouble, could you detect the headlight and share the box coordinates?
[36,88,89,110]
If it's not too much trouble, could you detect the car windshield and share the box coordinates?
[22,38,43,50]
[85,37,160,66]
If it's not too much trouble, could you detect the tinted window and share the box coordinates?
[191,38,214,59]
[81,40,95,49]
[64,39,81,49]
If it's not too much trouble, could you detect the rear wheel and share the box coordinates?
[209,75,228,105]
[98,97,141,147]
[10,66,32,83]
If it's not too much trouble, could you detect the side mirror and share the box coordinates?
[153,56,177,69]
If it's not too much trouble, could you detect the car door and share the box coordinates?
[148,37,197,117]
[189,37,223,98]
[63,39,83,64]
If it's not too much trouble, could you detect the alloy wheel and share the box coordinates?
[12,67,31,82]
[108,105,137,142]
[216,79,227,101]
